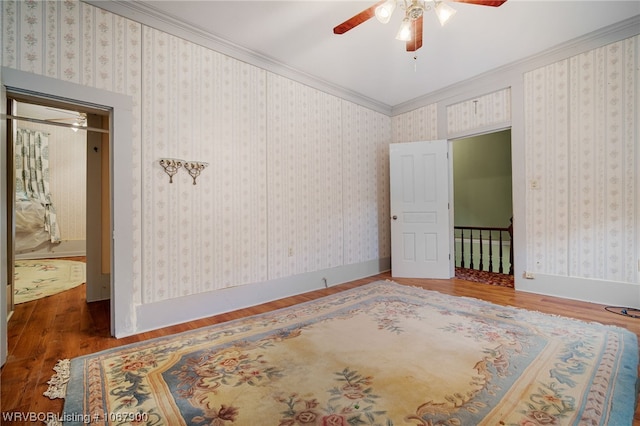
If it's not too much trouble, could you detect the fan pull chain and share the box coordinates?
[414,55,418,72]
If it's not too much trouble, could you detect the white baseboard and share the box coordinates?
[516,272,640,309]
[15,240,86,259]
[132,257,391,336]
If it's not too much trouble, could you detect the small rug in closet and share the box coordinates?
[14,259,86,304]
[48,280,637,425]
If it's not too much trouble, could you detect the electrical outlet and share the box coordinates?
[288,247,293,257]
[523,271,535,279]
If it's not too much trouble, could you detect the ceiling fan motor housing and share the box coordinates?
[407,0,425,20]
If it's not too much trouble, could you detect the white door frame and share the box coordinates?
[1,68,135,347]
[1,79,7,365]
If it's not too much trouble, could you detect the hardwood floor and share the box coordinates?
[2,272,640,423]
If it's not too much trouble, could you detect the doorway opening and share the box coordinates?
[451,128,513,288]
[5,95,111,320]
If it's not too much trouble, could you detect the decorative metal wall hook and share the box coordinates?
[159,158,183,183]
[183,161,208,185]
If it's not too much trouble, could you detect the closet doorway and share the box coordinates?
[5,95,111,319]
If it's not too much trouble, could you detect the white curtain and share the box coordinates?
[15,128,61,244]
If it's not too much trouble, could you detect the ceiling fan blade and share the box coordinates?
[406,16,423,52]
[452,0,507,7]
[333,0,386,34]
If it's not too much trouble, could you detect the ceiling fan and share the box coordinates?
[333,0,507,52]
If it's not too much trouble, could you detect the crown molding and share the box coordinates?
[82,0,392,115]
[82,2,638,117]
[391,14,640,116]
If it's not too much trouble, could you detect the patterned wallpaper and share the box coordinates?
[391,104,438,142]
[1,0,141,90]
[2,0,393,305]
[525,36,638,284]
[447,88,511,136]
[141,29,269,302]
[266,74,344,280]
[342,101,392,263]
[3,1,638,310]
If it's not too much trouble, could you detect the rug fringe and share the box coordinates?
[43,359,70,400]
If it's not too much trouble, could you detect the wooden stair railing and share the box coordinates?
[454,218,513,275]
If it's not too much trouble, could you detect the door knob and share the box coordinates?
[392,215,397,220]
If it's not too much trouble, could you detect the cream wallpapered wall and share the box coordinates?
[5,0,636,307]
[391,104,438,142]
[2,0,141,92]
[141,29,269,302]
[2,0,392,305]
[525,36,639,284]
[342,101,392,263]
[447,88,511,136]
[391,89,512,145]
[266,74,344,280]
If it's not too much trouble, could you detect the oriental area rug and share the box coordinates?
[51,281,637,425]
[14,259,86,304]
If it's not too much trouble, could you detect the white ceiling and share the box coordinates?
[102,1,639,108]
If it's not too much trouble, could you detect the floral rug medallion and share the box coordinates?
[60,281,637,425]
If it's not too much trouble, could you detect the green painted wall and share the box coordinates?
[453,129,512,228]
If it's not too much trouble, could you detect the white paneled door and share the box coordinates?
[390,140,451,278]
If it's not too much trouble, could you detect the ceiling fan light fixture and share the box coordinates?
[395,18,412,41]
[333,0,506,52]
[435,1,456,26]
[375,0,396,24]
